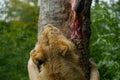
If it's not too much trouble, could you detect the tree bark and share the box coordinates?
[38,0,71,39]
[38,0,92,80]
[77,0,92,79]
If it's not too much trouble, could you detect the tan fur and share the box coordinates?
[28,24,100,80]
[28,49,39,80]
[28,57,100,80]
[90,59,100,80]
[31,24,85,80]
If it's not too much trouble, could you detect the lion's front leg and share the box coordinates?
[28,50,40,80]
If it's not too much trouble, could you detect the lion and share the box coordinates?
[28,24,100,80]
[31,24,85,80]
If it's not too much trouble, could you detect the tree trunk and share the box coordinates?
[38,0,92,80]
[38,0,71,39]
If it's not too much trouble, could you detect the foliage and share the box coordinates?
[0,0,39,80]
[91,1,120,80]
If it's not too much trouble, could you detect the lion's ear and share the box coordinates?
[58,39,75,56]
[59,45,68,56]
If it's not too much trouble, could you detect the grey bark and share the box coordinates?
[38,0,92,80]
[38,0,71,39]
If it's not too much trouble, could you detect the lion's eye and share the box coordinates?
[38,60,44,65]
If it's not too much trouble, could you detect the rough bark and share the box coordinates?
[38,0,71,39]
[76,0,92,80]
[38,0,92,80]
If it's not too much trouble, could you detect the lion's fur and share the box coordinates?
[31,24,85,80]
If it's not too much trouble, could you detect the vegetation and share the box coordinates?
[0,0,39,80]
[0,0,119,80]
[91,1,120,80]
